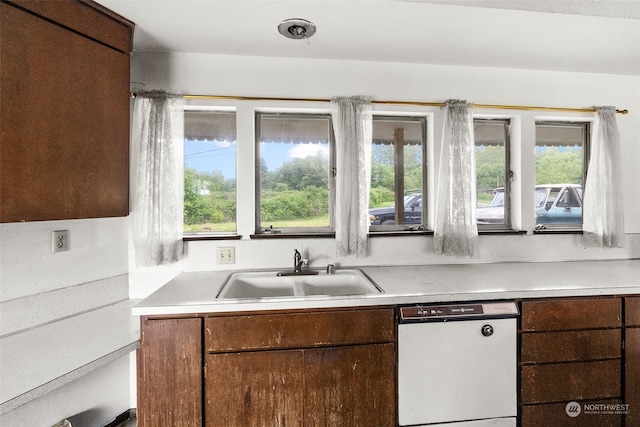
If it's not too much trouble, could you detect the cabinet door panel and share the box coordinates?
[1,3,130,222]
[138,318,202,427]
[304,343,396,426]
[626,297,640,326]
[521,298,621,332]
[626,328,640,426]
[205,350,304,427]
[521,329,621,364]
[521,359,620,404]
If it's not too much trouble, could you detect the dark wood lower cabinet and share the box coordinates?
[139,307,396,427]
[137,297,637,426]
[204,343,395,427]
[137,317,203,427]
[520,297,624,427]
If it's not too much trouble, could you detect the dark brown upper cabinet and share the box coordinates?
[0,0,134,222]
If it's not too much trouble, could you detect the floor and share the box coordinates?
[115,418,136,427]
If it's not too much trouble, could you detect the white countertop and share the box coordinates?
[133,259,640,316]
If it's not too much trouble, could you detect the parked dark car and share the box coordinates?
[369,194,422,225]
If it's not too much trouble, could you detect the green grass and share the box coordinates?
[184,222,236,233]
[260,215,329,229]
[184,215,331,233]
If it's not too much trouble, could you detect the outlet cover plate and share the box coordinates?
[52,230,70,253]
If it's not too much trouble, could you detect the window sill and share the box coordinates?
[533,228,583,234]
[182,228,579,240]
[183,234,243,242]
[478,229,527,235]
[368,230,433,237]
[368,229,528,237]
[251,232,336,239]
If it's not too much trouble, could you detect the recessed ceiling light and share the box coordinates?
[278,18,316,40]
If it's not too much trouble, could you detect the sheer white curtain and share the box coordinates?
[583,106,624,248]
[131,92,185,266]
[434,99,478,256]
[331,96,373,257]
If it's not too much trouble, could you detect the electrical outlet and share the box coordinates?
[217,247,235,264]
[52,230,70,253]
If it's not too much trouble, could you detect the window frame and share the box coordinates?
[254,111,336,235]
[474,118,512,231]
[368,114,428,233]
[534,120,590,233]
[182,106,238,237]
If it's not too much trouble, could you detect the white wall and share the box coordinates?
[130,51,640,279]
[0,217,132,426]
[0,356,130,427]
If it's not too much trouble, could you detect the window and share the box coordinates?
[535,121,589,229]
[368,116,427,231]
[256,113,334,233]
[475,119,511,229]
[183,110,236,234]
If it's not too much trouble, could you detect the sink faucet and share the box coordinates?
[278,249,318,276]
[294,249,307,273]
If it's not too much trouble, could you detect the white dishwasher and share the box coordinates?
[398,301,519,427]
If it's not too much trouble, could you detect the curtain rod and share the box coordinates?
[131,93,629,115]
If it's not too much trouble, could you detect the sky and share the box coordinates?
[184,139,329,180]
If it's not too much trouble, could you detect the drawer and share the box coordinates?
[205,308,395,352]
[521,329,621,364]
[521,400,623,427]
[625,296,640,326]
[521,298,621,332]
[521,359,620,404]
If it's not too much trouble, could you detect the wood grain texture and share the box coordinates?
[137,317,203,427]
[1,1,130,222]
[521,298,621,332]
[521,359,621,404]
[303,343,396,427]
[521,400,623,427]
[7,0,133,52]
[521,329,621,364]
[205,350,304,427]
[141,308,397,426]
[625,327,640,426]
[625,296,640,326]
[205,308,395,352]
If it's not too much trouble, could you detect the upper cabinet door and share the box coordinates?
[0,1,133,222]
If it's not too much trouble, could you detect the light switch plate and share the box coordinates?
[217,247,235,264]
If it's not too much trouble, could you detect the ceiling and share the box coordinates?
[97,0,640,75]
